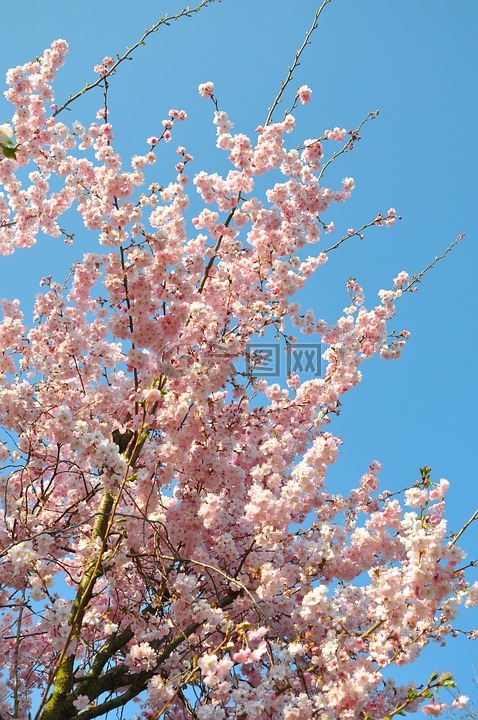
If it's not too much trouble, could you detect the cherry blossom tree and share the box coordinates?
[0,2,476,719]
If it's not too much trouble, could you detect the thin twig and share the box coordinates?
[317,110,379,182]
[52,0,220,118]
[159,552,282,636]
[198,198,241,294]
[381,673,455,720]
[403,234,464,292]
[450,508,478,547]
[322,210,399,254]
[264,0,332,126]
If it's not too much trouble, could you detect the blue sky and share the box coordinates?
[1,0,477,716]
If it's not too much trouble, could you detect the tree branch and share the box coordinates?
[264,0,332,126]
[67,590,241,719]
[53,0,220,117]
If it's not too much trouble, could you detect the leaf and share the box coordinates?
[440,673,456,688]
[420,466,432,483]
[0,142,17,159]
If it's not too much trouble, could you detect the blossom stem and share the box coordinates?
[52,0,220,118]
[265,0,332,126]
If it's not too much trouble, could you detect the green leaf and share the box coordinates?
[0,142,18,159]
[440,673,456,688]
[420,466,432,483]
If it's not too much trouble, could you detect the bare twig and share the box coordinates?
[159,552,282,636]
[265,0,332,126]
[53,0,220,117]
[403,234,464,292]
[322,208,399,254]
[450,508,478,548]
[318,110,379,182]
[198,197,241,294]
[380,672,456,720]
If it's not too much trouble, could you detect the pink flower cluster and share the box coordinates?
[94,55,115,76]
[297,84,312,105]
[0,39,473,720]
[324,126,347,141]
[198,81,215,99]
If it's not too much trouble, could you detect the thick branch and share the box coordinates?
[37,492,115,720]
[81,626,135,689]
[67,590,241,720]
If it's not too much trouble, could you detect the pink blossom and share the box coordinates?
[393,271,409,288]
[73,695,90,711]
[198,81,215,99]
[422,701,447,716]
[125,642,157,672]
[169,108,187,120]
[465,582,478,608]
[405,487,429,508]
[197,653,233,686]
[297,84,312,105]
[93,56,114,76]
[232,642,267,664]
[325,126,347,141]
[0,28,470,720]
[0,122,13,144]
[429,478,450,499]
[451,696,469,710]
[143,388,162,403]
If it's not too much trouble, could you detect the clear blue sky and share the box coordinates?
[1,1,476,716]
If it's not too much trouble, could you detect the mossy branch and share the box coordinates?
[63,590,241,720]
[36,492,115,720]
